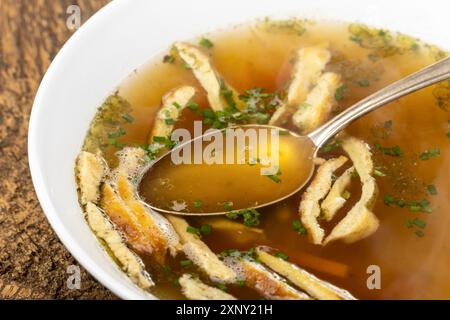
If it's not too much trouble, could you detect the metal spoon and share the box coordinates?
[138,56,450,216]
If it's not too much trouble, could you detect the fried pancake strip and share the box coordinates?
[292,72,342,134]
[116,172,169,264]
[179,274,236,300]
[324,137,379,244]
[224,257,310,300]
[76,151,107,204]
[167,215,236,283]
[86,202,154,289]
[269,45,331,125]
[256,249,355,300]
[174,42,243,111]
[150,85,196,139]
[299,156,348,244]
[101,183,154,256]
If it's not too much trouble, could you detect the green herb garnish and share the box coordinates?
[164,118,175,125]
[373,168,386,177]
[275,252,289,260]
[226,208,261,227]
[219,248,257,260]
[375,143,403,156]
[266,170,282,183]
[163,54,176,64]
[151,135,177,149]
[186,226,201,237]
[186,101,199,111]
[334,85,348,101]
[216,283,227,291]
[223,201,233,211]
[384,194,432,213]
[412,218,426,229]
[292,219,307,235]
[180,260,192,268]
[427,184,438,195]
[199,37,214,49]
[419,148,440,160]
[320,139,342,153]
[200,224,212,236]
[122,113,134,123]
[236,280,246,287]
[415,230,425,238]
[194,200,202,208]
[356,79,370,87]
[172,102,182,109]
[108,127,126,139]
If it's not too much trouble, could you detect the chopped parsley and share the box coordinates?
[356,79,370,87]
[226,208,261,227]
[374,143,403,157]
[191,87,281,129]
[186,101,199,111]
[275,252,289,260]
[161,265,172,273]
[122,113,134,123]
[216,283,227,291]
[180,260,192,268]
[200,224,212,236]
[163,54,176,64]
[427,184,438,195]
[164,118,175,125]
[152,135,177,149]
[108,127,126,139]
[419,147,440,160]
[199,37,214,49]
[223,201,233,211]
[412,218,426,229]
[384,120,393,129]
[186,226,201,237]
[193,200,202,208]
[172,102,182,109]
[373,167,386,177]
[404,219,413,229]
[186,224,212,237]
[220,80,237,110]
[320,139,342,153]
[334,84,348,102]
[218,248,257,260]
[405,218,426,237]
[266,170,282,183]
[415,230,425,238]
[384,195,432,213]
[292,219,307,235]
[348,24,418,59]
[236,280,246,287]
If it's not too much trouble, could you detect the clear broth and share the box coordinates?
[84,20,450,299]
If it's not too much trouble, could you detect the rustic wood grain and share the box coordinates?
[0,0,116,299]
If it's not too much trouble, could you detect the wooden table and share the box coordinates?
[0,0,116,299]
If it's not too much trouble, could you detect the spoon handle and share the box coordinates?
[308,56,450,148]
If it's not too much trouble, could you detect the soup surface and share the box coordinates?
[139,127,316,213]
[82,19,449,299]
